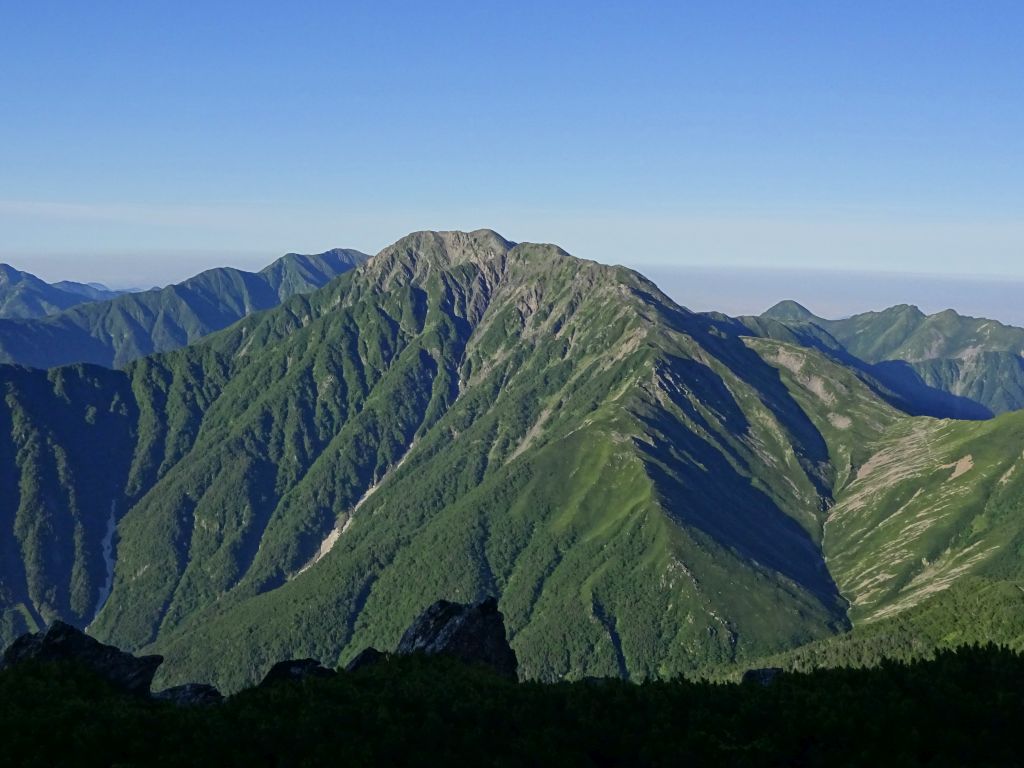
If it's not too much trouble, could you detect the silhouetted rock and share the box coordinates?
[0,621,162,696]
[153,683,224,707]
[345,647,388,673]
[581,676,618,687]
[259,658,336,687]
[396,597,518,679]
[742,667,784,686]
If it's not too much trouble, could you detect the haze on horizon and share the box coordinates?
[2,3,1022,302]
[5,243,1024,330]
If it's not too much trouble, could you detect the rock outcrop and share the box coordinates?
[395,597,518,680]
[742,667,784,687]
[345,647,388,673]
[0,621,162,696]
[259,658,336,687]
[153,683,224,706]
[1,598,518,701]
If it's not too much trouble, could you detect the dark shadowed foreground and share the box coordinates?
[1,645,1021,767]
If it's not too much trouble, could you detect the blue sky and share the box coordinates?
[1,2,1022,291]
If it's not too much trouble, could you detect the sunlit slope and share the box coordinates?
[826,410,1024,624]
[723,344,1024,672]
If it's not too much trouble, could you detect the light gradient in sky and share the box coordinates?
[1,1,1022,287]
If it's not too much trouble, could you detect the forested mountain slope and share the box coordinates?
[2,230,1023,693]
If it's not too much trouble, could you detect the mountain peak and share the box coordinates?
[360,230,517,289]
[0,264,28,284]
[387,229,515,264]
[762,300,817,322]
[882,303,925,318]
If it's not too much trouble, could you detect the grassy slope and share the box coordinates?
[826,411,1024,623]
[724,406,1024,676]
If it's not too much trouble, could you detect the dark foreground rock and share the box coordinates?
[345,646,388,673]
[395,597,518,679]
[742,667,784,686]
[259,658,336,687]
[153,683,224,706]
[0,621,163,696]
[2,597,517,699]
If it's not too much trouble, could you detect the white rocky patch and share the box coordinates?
[293,442,416,578]
[88,501,117,627]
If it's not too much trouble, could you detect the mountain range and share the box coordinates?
[1,230,1022,693]
[744,301,1024,417]
[0,249,367,369]
[0,263,128,319]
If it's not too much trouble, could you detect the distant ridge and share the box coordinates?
[51,280,125,302]
[0,248,367,369]
[747,301,1024,415]
[0,264,126,319]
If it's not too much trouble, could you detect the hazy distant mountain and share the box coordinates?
[0,249,367,369]
[51,280,128,302]
[746,301,1024,417]
[3,230,1023,694]
[0,264,125,319]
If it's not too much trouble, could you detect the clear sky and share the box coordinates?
[1,2,1022,289]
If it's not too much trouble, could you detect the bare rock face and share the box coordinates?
[0,621,162,696]
[258,658,336,687]
[153,683,224,707]
[395,597,518,680]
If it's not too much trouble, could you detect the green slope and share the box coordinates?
[0,249,366,369]
[755,301,1024,416]
[826,411,1024,624]
[1,230,873,690]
